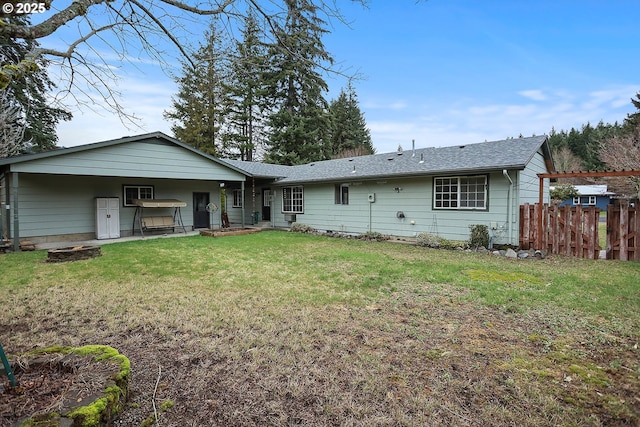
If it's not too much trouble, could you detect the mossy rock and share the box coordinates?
[12,345,130,427]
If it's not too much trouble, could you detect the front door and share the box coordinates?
[193,192,210,229]
[262,189,271,221]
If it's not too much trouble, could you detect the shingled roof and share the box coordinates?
[225,135,552,184]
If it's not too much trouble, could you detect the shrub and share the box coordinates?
[290,222,316,234]
[550,183,579,204]
[469,224,489,249]
[416,232,467,250]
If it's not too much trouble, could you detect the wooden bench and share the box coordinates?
[141,216,175,231]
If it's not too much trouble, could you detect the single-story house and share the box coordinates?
[556,184,614,211]
[0,133,554,249]
[224,135,554,246]
[0,132,247,250]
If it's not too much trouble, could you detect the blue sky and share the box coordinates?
[52,0,640,154]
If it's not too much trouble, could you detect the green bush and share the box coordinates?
[550,183,579,203]
[468,224,489,248]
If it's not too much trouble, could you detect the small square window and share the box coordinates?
[123,185,154,206]
[232,189,243,208]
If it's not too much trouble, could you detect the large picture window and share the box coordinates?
[123,185,154,206]
[282,186,304,213]
[434,175,487,210]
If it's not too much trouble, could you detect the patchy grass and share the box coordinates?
[1,231,639,426]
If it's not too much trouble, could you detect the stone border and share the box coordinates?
[199,228,261,238]
[11,345,130,427]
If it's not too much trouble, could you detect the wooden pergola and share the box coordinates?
[536,169,640,250]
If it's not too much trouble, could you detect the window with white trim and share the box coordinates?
[123,185,154,206]
[232,189,243,208]
[434,175,487,210]
[335,184,349,205]
[574,196,597,206]
[282,186,304,213]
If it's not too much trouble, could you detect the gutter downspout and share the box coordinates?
[502,169,513,245]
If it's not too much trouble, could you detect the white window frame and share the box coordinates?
[123,185,154,207]
[335,184,349,205]
[232,189,243,208]
[282,186,304,213]
[574,196,597,206]
[433,175,488,210]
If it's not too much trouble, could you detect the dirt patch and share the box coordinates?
[0,346,129,426]
[47,245,102,262]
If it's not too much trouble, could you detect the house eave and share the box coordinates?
[273,166,526,186]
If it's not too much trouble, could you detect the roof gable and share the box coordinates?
[0,132,246,181]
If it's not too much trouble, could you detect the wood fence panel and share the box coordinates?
[629,206,640,261]
[519,203,601,260]
[584,208,598,259]
[607,203,640,261]
[620,206,628,260]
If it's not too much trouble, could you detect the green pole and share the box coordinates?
[0,342,16,386]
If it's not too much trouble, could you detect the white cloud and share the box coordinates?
[518,89,547,101]
[56,75,176,147]
[364,84,639,153]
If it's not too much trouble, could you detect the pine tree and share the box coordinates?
[164,21,230,156]
[623,91,640,131]
[328,82,374,158]
[0,16,71,154]
[263,0,332,165]
[220,13,270,161]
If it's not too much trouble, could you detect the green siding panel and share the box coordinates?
[12,174,221,239]
[272,173,517,244]
[11,141,245,181]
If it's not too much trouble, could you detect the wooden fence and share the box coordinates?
[519,203,601,259]
[520,202,640,261]
[606,203,640,261]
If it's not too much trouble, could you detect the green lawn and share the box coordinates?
[1,231,638,426]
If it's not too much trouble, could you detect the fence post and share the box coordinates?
[620,203,629,261]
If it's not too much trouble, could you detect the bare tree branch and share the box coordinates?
[1,0,366,125]
[600,123,640,198]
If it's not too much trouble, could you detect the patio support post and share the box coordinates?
[11,172,19,252]
[241,181,245,228]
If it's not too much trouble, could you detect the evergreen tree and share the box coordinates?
[328,82,375,158]
[0,16,71,154]
[263,0,332,165]
[221,13,270,161]
[623,91,640,131]
[164,21,230,156]
[549,121,623,171]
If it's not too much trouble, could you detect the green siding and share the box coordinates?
[10,140,245,181]
[272,172,518,244]
[518,150,550,205]
[11,173,220,239]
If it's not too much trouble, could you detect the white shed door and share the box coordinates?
[96,198,120,239]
